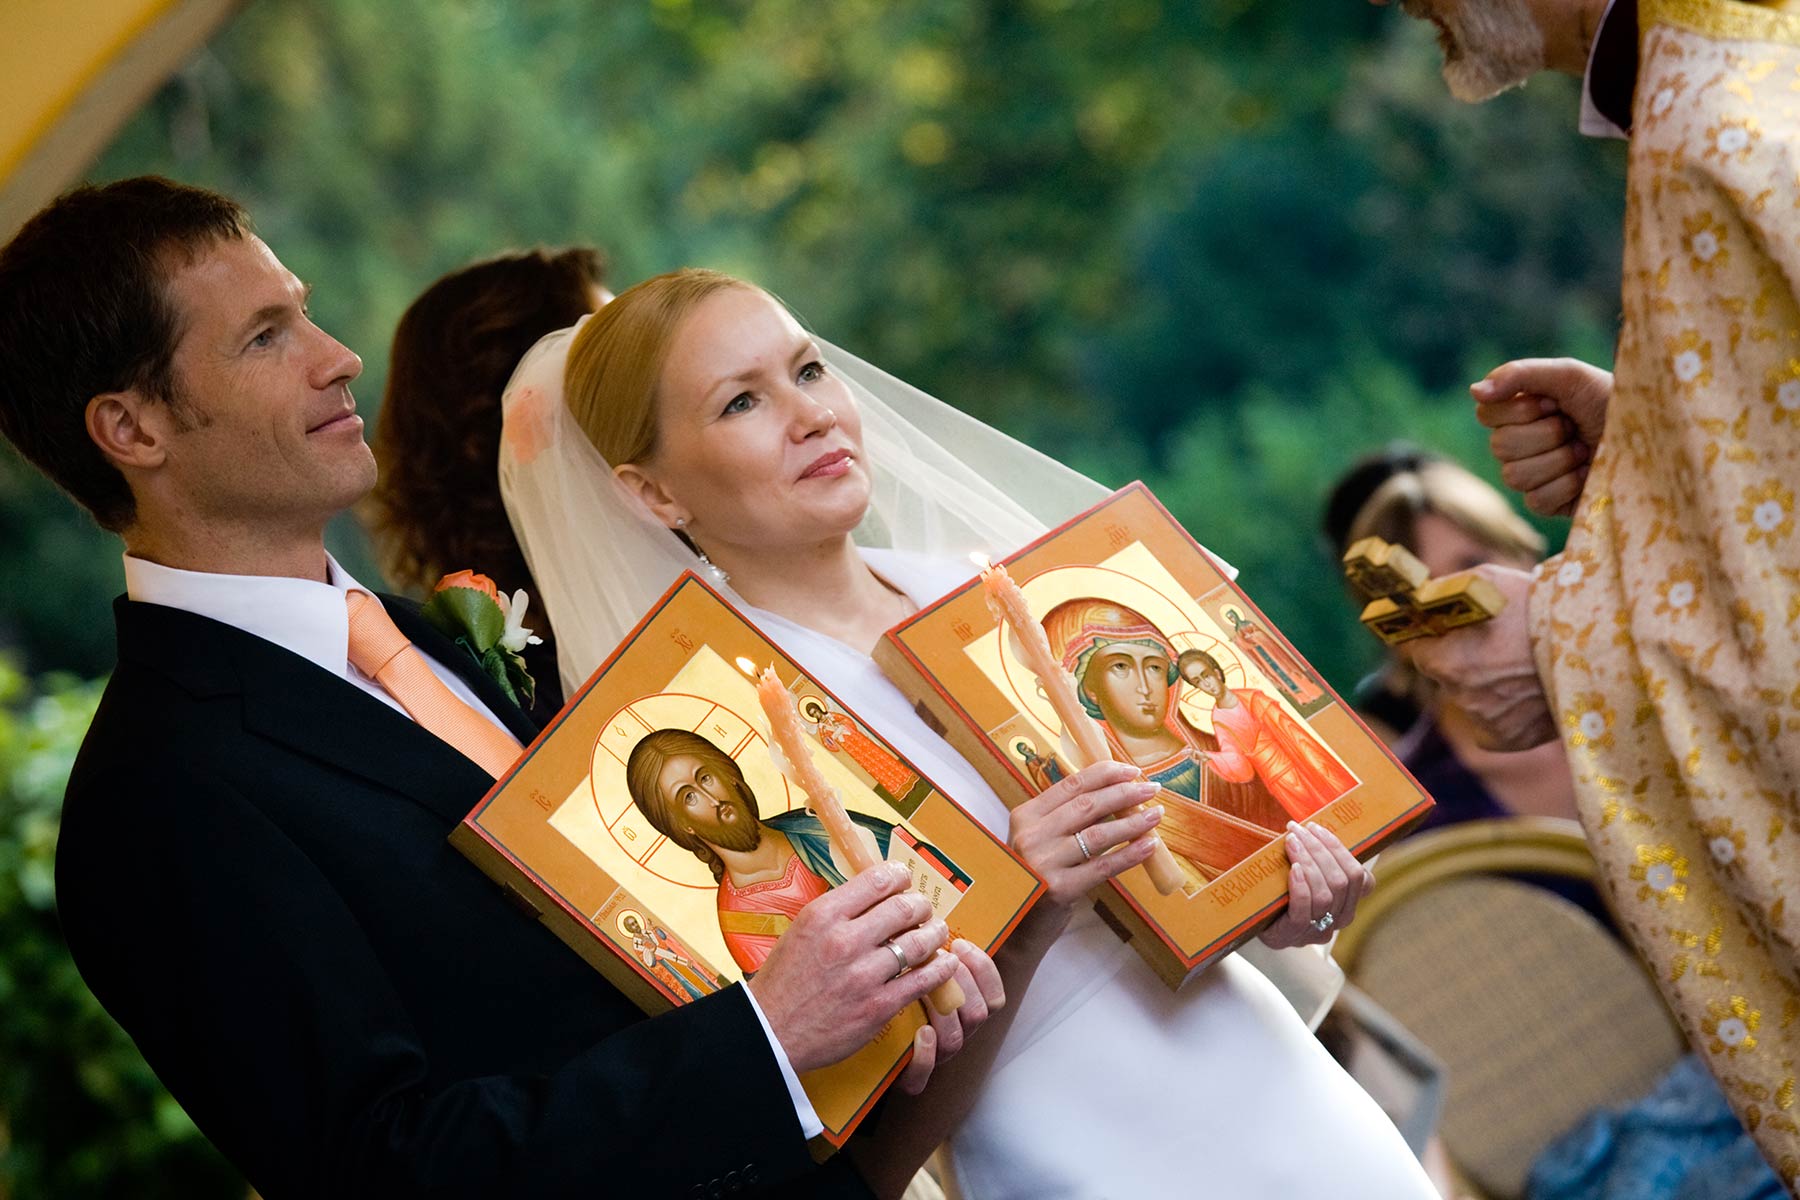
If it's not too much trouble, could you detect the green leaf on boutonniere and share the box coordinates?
[503,648,536,710]
[422,586,506,654]
[478,645,521,706]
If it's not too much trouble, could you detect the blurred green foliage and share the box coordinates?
[0,0,1629,1189]
[50,0,1626,691]
[0,663,237,1195]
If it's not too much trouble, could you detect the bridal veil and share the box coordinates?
[497,311,1107,695]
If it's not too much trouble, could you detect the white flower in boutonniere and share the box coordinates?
[498,588,544,654]
[420,570,541,710]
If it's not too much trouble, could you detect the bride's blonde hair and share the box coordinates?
[563,267,751,466]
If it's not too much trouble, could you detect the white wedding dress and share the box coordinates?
[747,550,1439,1200]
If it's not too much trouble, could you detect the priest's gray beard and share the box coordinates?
[1405,0,1547,103]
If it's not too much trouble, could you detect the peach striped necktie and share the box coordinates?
[344,590,521,779]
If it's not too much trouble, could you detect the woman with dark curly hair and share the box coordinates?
[366,247,610,719]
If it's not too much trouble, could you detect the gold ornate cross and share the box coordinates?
[1341,536,1505,645]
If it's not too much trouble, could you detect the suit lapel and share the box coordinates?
[116,598,497,828]
[235,640,496,827]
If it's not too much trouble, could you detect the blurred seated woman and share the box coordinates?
[1323,446,1579,830]
[499,269,1439,1199]
[364,247,610,722]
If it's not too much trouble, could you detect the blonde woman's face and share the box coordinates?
[1411,510,1536,577]
[636,287,870,553]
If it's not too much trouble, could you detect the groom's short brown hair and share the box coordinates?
[0,176,250,531]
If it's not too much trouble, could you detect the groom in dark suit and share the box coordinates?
[0,176,986,1199]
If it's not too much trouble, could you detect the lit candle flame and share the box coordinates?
[734,656,760,678]
[968,551,991,569]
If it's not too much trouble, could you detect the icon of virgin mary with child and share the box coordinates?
[1038,598,1355,878]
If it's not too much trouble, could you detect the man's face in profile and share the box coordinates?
[1396,0,1548,101]
[152,234,374,530]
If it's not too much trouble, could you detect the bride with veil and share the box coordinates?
[499,269,1437,1198]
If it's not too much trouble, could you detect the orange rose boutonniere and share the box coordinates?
[421,570,542,708]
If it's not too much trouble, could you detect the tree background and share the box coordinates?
[0,0,1626,1191]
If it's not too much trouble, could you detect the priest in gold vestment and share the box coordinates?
[1384,0,1800,1183]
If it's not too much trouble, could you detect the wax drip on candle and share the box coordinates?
[766,738,798,785]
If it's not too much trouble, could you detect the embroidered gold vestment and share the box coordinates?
[1530,0,1800,1181]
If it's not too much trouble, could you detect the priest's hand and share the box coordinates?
[1258,821,1374,949]
[1008,760,1165,913]
[1402,563,1559,750]
[749,861,973,1076]
[1472,357,1612,517]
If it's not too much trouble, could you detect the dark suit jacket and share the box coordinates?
[56,596,873,1200]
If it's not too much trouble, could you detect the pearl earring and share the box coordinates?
[672,517,729,585]
[696,547,730,586]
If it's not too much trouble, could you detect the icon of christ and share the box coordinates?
[624,727,902,975]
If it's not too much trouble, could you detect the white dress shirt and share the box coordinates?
[122,550,822,1138]
[123,551,514,732]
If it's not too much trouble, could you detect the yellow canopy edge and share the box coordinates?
[1,0,241,239]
